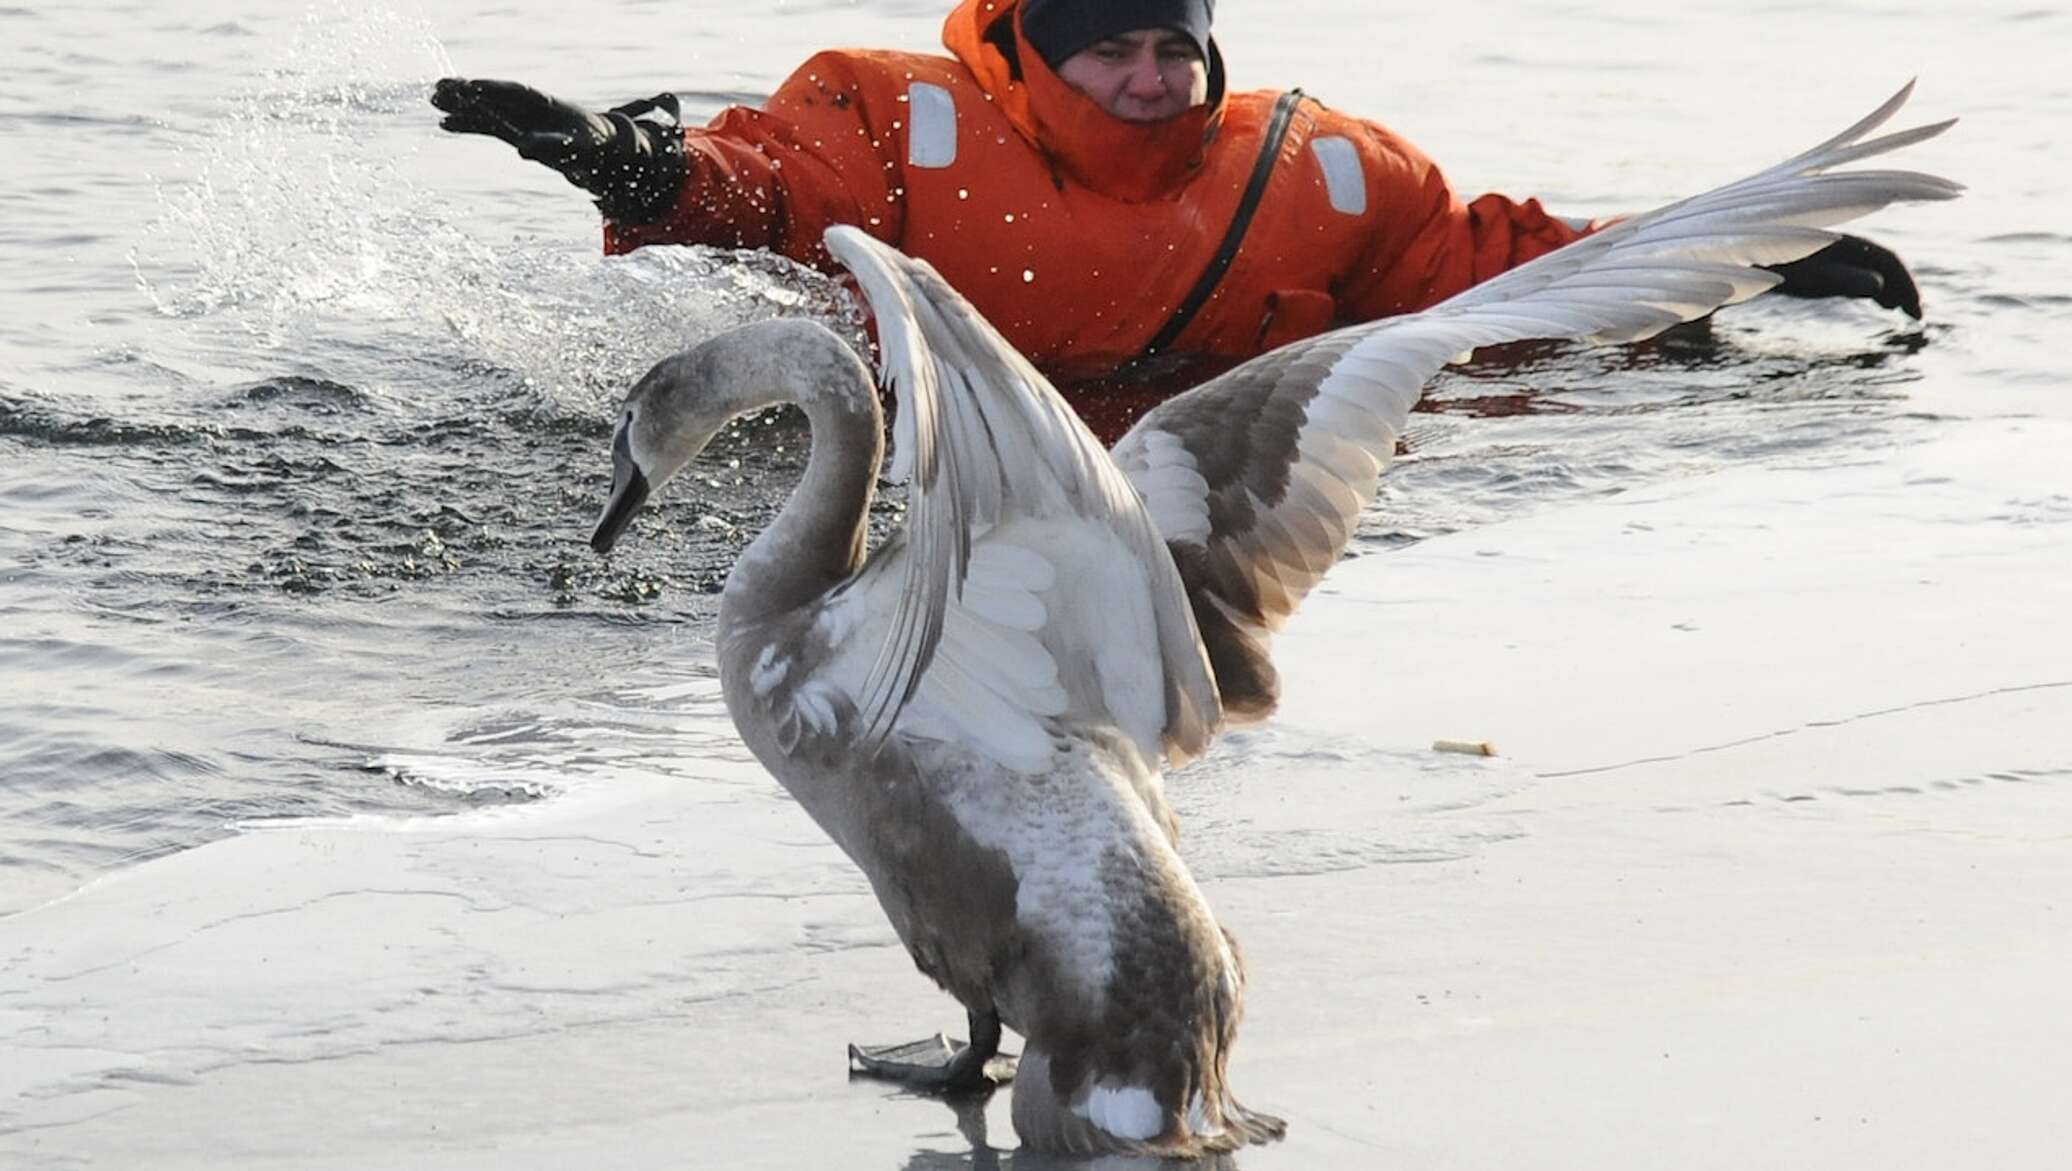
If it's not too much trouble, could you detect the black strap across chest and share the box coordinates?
[1136,87,1308,362]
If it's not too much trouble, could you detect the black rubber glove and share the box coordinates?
[1760,233,1923,319]
[431,78,688,224]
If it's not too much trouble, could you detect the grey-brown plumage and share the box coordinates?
[596,300,1274,1155]
[1122,332,1369,718]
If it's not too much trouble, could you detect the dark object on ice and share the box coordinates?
[431,78,687,223]
[1761,232,1924,318]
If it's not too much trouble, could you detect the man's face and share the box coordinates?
[1054,28,1209,123]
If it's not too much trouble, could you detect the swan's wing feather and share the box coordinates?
[823,226,1221,767]
[1115,82,1959,720]
[1771,77,1920,169]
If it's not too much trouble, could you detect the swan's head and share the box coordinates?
[590,349,727,555]
[590,319,868,555]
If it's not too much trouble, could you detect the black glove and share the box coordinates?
[1760,233,1922,319]
[431,78,688,224]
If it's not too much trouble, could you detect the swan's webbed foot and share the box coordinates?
[848,1008,1017,1094]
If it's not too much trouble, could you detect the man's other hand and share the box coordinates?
[1761,233,1923,319]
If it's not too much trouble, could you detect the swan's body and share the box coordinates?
[590,84,1958,1156]
[601,318,1268,1155]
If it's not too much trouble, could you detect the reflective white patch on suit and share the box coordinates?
[906,82,957,169]
[1310,136,1367,216]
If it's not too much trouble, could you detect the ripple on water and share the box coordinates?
[0,392,225,448]
[224,374,373,413]
[2,733,222,798]
[366,755,558,807]
[1980,231,2072,245]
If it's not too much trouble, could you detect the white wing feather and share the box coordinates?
[822,227,1222,768]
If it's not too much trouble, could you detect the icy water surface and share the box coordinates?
[0,0,2062,914]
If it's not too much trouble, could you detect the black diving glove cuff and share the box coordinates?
[584,94,689,225]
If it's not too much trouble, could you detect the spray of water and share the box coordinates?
[128,0,862,414]
[131,3,456,324]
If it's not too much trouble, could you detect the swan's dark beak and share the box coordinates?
[591,428,651,555]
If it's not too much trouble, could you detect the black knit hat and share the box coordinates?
[1020,0,1216,69]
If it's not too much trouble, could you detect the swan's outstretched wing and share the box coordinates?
[1113,81,1961,720]
[818,225,1220,768]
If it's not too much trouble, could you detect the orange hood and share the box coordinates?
[941,0,1228,202]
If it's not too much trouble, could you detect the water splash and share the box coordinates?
[126,0,863,413]
[131,2,457,326]
[433,244,867,416]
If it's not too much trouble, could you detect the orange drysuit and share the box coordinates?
[607,0,1590,386]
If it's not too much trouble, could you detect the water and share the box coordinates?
[0,0,2063,915]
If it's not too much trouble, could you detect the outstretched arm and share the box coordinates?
[433,53,906,269]
[1327,116,1928,324]
[431,79,688,224]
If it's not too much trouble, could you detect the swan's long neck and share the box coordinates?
[713,320,884,628]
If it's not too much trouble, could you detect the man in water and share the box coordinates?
[432,0,1919,395]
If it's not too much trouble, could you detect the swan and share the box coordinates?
[587,83,1957,1157]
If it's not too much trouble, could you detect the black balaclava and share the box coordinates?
[1019,0,1215,69]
